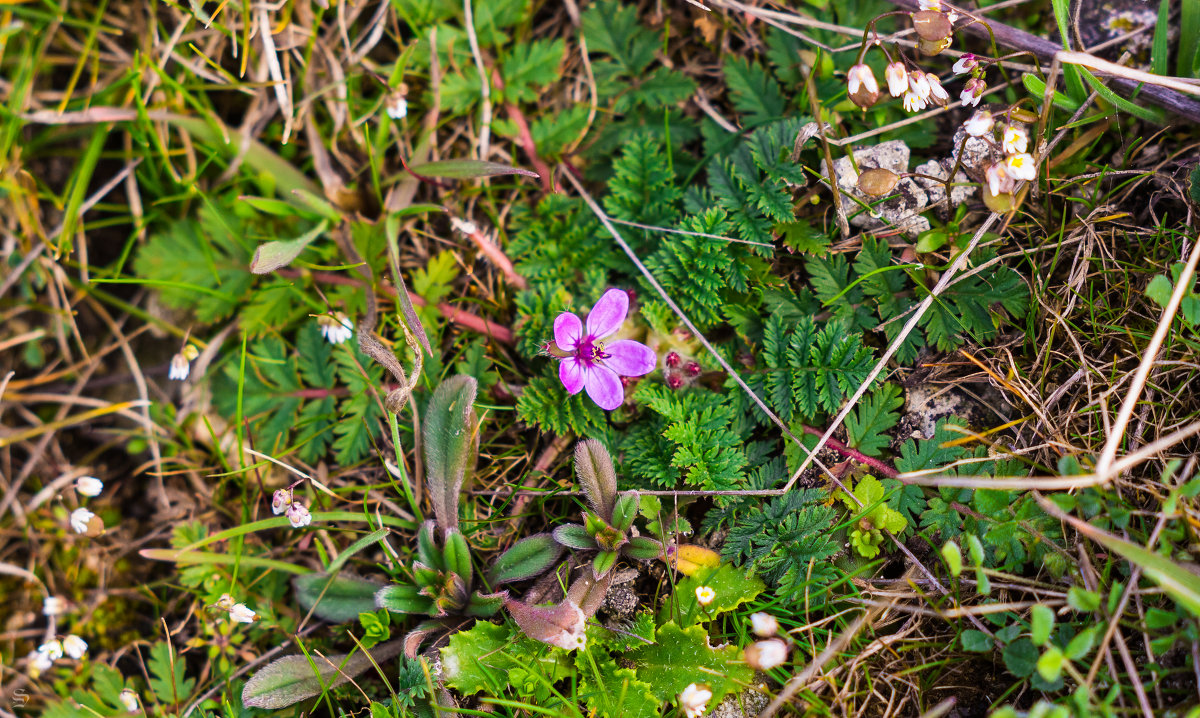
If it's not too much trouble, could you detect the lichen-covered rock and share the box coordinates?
[821,140,931,237]
[913,159,977,218]
[709,677,771,718]
[951,124,1004,176]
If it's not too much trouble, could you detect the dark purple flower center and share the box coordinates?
[575,336,608,366]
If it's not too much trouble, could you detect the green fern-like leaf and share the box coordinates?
[516,376,608,439]
[603,133,683,230]
[723,56,785,125]
[761,314,875,422]
[844,383,903,456]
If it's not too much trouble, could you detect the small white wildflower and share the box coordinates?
[386,97,408,120]
[953,53,978,74]
[908,71,932,101]
[750,612,779,637]
[745,639,790,670]
[28,649,54,674]
[926,74,950,105]
[216,593,236,611]
[986,162,1013,197]
[76,476,104,497]
[229,603,257,624]
[918,0,941,9]
[168,353,190,381]
[884,62,908,97]
[286,502,312,529]
[963,110,994,137]
[695,585,715,606]
[960,77,986,107]
[271,488,291,516]
[903,91,927,113]
[846,63,879,108]
[318,313,353,345]
[679,683,713,718]
[70,507,95,534]
[1002,124,1028,154]
[38,640,64,661]
[43,596,67,616]
[63,635,88,660]
[1005,152,1038,181]
[119,689,139,712]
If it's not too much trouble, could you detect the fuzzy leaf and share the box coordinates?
[625,536,663,561]
[488,533,564,585]
[242,640,404,709]
[249,223,327,274]
[376,584,435,615]
[407,158,538,181]
[293,574,383,623]
[553,524,598,550]
[575,439,617,517]
[424,375,479,530]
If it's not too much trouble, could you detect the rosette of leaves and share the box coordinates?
[375,375,564,618]
[837,475,908,559]
[247,377,563,710]
[552,439,663,577]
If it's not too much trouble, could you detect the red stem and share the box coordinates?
[279,269,514,344]
[799,424,900,478]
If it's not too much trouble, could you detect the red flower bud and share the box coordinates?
[665,351,682,368]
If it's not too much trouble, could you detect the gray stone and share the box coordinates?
[822,140,931,237]
[951,125,1004,175]
[913,159,977,218]
[709,679,771,718]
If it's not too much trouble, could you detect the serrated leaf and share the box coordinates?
[626,622,753,704]
[441,621,571,697]
[723,56,785,125]
[148,641,196,706]
[663,563,765,627]
[845,384,903,456]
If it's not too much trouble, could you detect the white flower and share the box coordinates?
[908,71,932,101]
[918,0,941,9]
[168,353,190,381]
[745,639,790,670]
[216,593,236,611]
[1002,124,1028,154]
[70,507,95,534]
[986,162,1013,197]
[318,313,353,345]
[386,97,408,120]
[43,596,67,616]
[229,603,257,624]
[960,78,986,107]
[679,683,713,718]
[884,62,908,97]
[286,502,312,529]
[1005,152,1038,181]
[63,635,88,659]
[903,91,927,113]
[695,585,715,606]
[963,110,994,137]
[750,612,779,637]
[119,689,139,712]
[76,476,104,497]
[271,488,291,515]
[28,649,54,674]
[927,74,950,105]
[846,63,878,97]
[952,53,978,74]
[38,640,64,660]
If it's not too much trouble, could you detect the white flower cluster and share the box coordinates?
[27,597,90,677]
[70,475,104,536]
[963,111,1038,197]
[272,487,312,528]
[317,312,353,345]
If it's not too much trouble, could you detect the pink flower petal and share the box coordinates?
[585,288,629,339]
[602,340,656,377]
[583,365,624,411]
[559,358,586,395]
[554,312,583,351]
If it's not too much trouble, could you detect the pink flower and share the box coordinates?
[552,289,656,410]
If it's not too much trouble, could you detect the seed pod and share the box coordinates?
[1009,107,1039,124]
[918,37,953,56]
[912,10,953,42]
[857,168,899,197]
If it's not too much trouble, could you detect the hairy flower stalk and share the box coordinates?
[548,288,655,410]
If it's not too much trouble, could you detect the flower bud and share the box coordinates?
[960,77,986,107]
[847,64,880,109]
[665,351,682,368]
[63,635,88,660]
[684,361,702,377]
[286,502,312,529]
[119,690,139,712]
[884,62,908,97]
[271,488,291,516]
[667,373,684,389]
[952,53,979,74]
[76,476,104,497]
[964,110,994,137]
[750,612,779,637]
[680,683,712,718]
[857,168,899,197]
[744,639,790,670]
